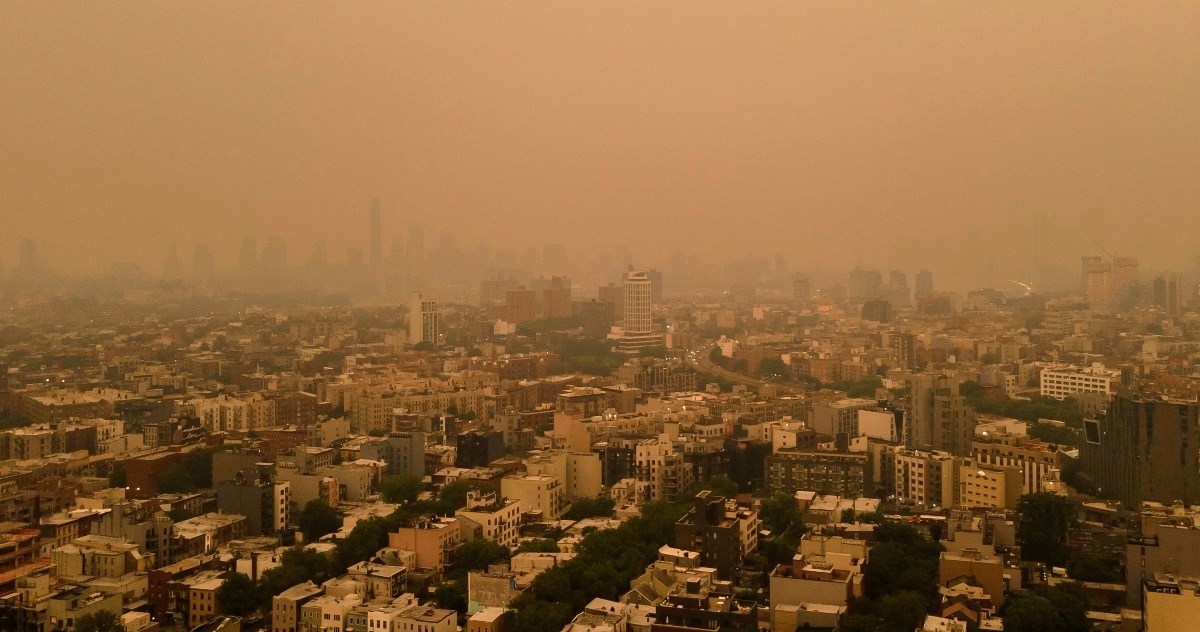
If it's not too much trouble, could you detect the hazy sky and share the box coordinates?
[2,2,1199,289]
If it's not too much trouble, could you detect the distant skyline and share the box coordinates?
[3,3,1199,291]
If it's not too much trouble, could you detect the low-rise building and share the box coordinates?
[455,491,521,548]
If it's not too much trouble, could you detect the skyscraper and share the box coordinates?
[648,269,664,304]
[624,270,652,334]
[1112,256,1138,308]
[1154,272,1182,317]
[613,270,661,353]
[192,244,215,285]
[369,198,382,274]
[1083,257,1113,312]
[848,267,883,300]
[409,293,440,346]
[792,275,811,305]
[915,270,934,298]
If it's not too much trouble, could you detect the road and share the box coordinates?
[684,343,806,395]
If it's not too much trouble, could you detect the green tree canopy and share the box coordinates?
[455,539,511,577]
[379,474,425,504]
[156,465,195,494]
[1002,583,1089,632]
[298,499,342,543]
[842,519,943,630]
[563,496,615,520]
[332,516,392,573]
[75,610,125,632]
[757,356,789,379]
[215,572,261,617]
[514,538,560,554]
[1002,593,1059,632]
[259,547,334,608]
[1016,493,1078,566]
[758,492,801,535]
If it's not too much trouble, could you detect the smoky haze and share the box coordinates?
[2,2,1199,293]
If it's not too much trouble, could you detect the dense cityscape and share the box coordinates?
[5,4,1200,632]
[1,235,1199,632]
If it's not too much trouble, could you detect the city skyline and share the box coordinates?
[3,3,1200,290]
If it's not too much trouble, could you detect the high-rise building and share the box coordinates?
[192,245,215,285]
[624,270,653,334]
[1083,257,1113,312]
[238,237,258,275]
[848,267,883,300]
[792,276,811,305]
[648,269,664,304]
[598,283,624,321]
[1033,212,1049,291]
[891,332,916,371]
[164,246,184,281]
[883,270,910,307]
[262,237,287,276]
[1081,256,1103,292]
[915,270,933,298]
[861,299,891,323]
[1112,257,1138,308]
[369,198,382,274]
[1081,393,1200,509]
[613,270,661,353]
[1154,272,1183,317]
[904,375,975,456]
[408,293,440,346]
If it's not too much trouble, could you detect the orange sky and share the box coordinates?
[2,2,1198,288]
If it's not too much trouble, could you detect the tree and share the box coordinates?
[156,465,195,494]
[756,356,789,379]
[758,492,801,535]
[877,591,928,632]
[332,516,391,572]
[1001,583,1089,632]
[456,539,510,575]
[1016,493,1078,566]
[379,475,425,504]
[259,547,335,608]
[1002,593,1059,632]
[1028,422,1080,447]
[433,580,467,613]
[182,447,216,488]
[1066,558,1122,583]
[436,480,478,512]
[216,572,261,617]
[563,496,615,520]
[108,462,126,488]
[74,610,124,632]
[298,500,341,543]
[515,538,560,554]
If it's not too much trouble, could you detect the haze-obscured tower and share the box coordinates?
[1083,257,1112,312]
[1032,212,1049,291]
[192,245,215,285]
[1154,273,1182,317]
[915,270,933,298]
[648,269,664,304]
[848,267,883,300]
[793,276,811,305]
[369,198,382,274]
